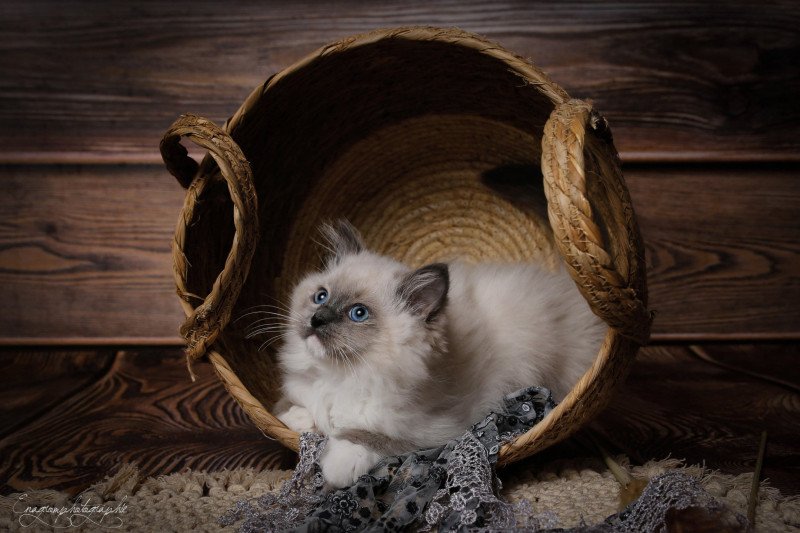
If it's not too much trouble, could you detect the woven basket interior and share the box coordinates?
[181,35,613,413]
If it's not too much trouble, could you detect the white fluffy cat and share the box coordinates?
[271,220,606,488]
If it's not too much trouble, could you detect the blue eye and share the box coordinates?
[313,288,328,304]
[348,304,369,322]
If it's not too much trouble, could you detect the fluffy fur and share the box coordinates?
[269,220,606,488]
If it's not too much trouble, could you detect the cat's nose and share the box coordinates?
[310,307,337,329]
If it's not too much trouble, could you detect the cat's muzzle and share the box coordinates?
[309,306,339,333]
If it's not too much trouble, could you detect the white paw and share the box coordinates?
[277,404,316,433]
[320,438,381,489]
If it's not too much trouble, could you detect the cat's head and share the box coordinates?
[281,220,449,374]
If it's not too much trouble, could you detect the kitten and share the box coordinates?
[271,220,606,488]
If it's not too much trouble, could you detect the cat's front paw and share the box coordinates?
[277,404,316,433]
[320,438,381,489]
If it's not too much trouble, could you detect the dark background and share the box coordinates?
[1,1,798,496]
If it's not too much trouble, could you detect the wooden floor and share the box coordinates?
[1,344,797,497]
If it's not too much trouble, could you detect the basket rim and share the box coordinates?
[223,26,570,142]
[169,25,650,465]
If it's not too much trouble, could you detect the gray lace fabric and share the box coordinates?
[219,386,555,532]
[219,388,746,532]
[218,431,328,531]
[554,471,748,533]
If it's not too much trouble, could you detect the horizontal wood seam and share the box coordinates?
[2,152,800,166]
[2,333,800,347]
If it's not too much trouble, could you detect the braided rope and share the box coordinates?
[160,114,260,377]
[541,100,651,345]
[495,100,651,464]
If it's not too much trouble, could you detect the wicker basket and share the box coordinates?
[159,27,651,465]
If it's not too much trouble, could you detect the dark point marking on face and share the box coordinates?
[302,284,378,361]
[397,263,449,323]
[310,306,339,330]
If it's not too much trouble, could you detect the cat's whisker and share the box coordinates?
[247,331,285,341]
[245,317,293,329]
[260,292,294,308]
[245,325,291,334]
[246,327,289,338]
[257,333,290,351]
[245,324,294,336]
[331,344,356,379]
[240,313,298,333]
[329,345,342,368]
[245,328,289,338]
[247,294,294,309]
[258,339,286,351]
[244,319,290,329]
[241,308,295,316]
[343,345,359,377]
[257,339,274,351]
[257,332,287,344]
[235,309,299,323]
[247,316,296,329]
[239,303,293,312]
[234,301,300,322]
[244,315,298,324]
[236,311,281,324]
[339,338,365,370]
[343,351,358,380]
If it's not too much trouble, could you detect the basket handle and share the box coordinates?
[541,99,652,345]
[160,114,259,378]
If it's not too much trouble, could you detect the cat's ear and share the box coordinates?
[319,219,365,265]
[397,263,449,322]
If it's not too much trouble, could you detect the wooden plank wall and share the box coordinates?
[1,1,798,344]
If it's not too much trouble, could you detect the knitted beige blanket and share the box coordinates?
[1,457,797,532]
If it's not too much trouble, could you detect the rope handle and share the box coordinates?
[541,99,652,345]
[160,114,260,377]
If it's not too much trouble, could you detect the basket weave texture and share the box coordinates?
[159,27,651,465]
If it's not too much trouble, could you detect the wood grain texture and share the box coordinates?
[0,348,294,495]
[1,345,797,496]
[0,1,797,163]
[690,343,800,392]
[628,163,800,339]
[0,164,185,341]
[2,163,798,341]
[0,349,115,438]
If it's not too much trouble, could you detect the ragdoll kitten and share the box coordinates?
[272,220,606,488]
